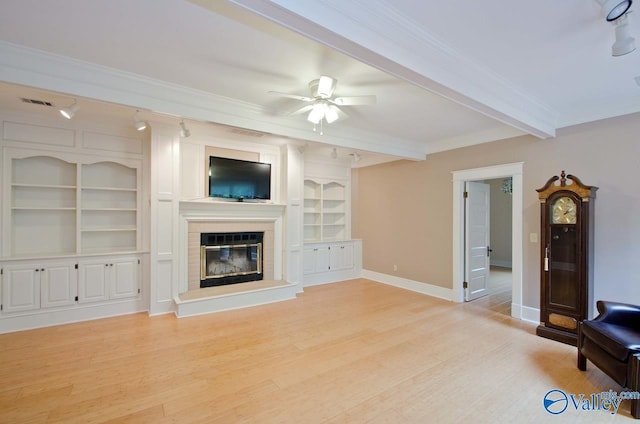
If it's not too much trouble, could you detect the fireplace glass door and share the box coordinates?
[200,243,262,281]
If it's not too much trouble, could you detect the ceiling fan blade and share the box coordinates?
[331,95,377,106]
[275,102,313,116]
[268,91,314,102]
[334,106,349,121]
[288,104,314,116]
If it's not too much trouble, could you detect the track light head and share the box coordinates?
[179,120,191,138]
[612,14,636,55]
[330,148,338,159]
[59,101,78,119]
[598,0,633,21]
[133,111,147,131]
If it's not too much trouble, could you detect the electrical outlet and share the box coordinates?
[393,264,398,271]
[530,233,538,243]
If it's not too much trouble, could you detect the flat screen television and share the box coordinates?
[208,156,271,201]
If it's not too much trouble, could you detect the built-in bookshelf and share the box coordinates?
[6,151,141,257]
[303,178,347,242]
[81,162,138,253]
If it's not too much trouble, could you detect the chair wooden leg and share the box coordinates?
[577,324,587,371]
[629,354,640,419]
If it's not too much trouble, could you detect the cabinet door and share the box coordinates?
[2,266,40,312]
[332,243,355,271]
[41,263,77,308]
[303,247,318,275]
[78,262,108,303]
[110,258,139,299]
[315,246,331,272]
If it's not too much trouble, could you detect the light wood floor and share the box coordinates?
[0,279,634,423]
[470,266,512,316]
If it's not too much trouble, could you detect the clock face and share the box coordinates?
[552,196,577,224]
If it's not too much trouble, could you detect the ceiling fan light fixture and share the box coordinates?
[598,0,633,21]
[612,14,636,55]
[59,101,78,119]
[307,103,324,124]
[317,75,336,98]
[324,105,340,123]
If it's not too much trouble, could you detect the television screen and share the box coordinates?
[208,156,271,200]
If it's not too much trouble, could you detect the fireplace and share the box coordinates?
[200,232,264,288]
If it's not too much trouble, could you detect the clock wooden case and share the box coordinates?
[536,171,597,346]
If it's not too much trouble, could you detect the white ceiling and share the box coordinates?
[0,0,639,164]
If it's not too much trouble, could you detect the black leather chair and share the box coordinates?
[578,300,640,418]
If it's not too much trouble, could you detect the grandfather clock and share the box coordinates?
[536,171,597,346]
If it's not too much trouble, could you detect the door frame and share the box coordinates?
[452,162,524,319]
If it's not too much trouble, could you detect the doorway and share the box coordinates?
[452,162,524,320]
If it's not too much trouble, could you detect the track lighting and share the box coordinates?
[133,111,146,131]
[330,148,338,159]
[351,152,361,162]
[597,0,633,21]
[612,14,636,55]
[59,101,78,119]
[179,120,191,138]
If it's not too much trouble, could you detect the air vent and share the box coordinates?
[20,98,55,107]
[227,126,268,138]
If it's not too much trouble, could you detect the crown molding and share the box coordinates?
[0,41,425,160]
[225,0,558,139]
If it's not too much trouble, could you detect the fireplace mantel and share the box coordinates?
[179,199,285,220]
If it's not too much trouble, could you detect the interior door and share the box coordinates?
[465,182,491,301]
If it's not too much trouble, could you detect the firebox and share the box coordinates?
[200,232,263,288]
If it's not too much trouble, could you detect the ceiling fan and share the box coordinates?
[268,75,376,132]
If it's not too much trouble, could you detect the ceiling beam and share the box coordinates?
[222,0,557,139]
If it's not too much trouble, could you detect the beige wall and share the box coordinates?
[353,112,640,312]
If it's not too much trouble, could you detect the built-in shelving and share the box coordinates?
[303,179,348,241]
[80,162,138,253]
[6,152,141,257]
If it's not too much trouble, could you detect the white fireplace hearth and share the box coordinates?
[174,199,297,317]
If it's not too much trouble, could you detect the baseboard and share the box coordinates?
[513,303,540,324]
[0,299,146,334]
[362,269,453,301]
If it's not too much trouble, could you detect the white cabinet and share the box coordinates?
[78,257,140,304]
[40,264,77,308]
[331,243,355,271]
[1,261,77,312]
[78,262,109,303]
[2,265,40,312]
[303,179,349,242]
[0,256,139,313]
[303,245,331,274]
[303,240,361,286]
